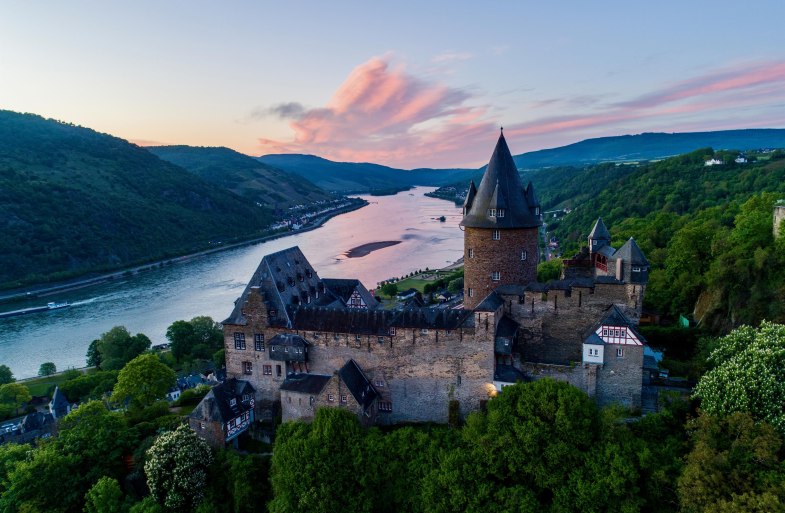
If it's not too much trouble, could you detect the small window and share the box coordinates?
[377,336,385,344]
[254,333,265,351]
[243,362,252,375]
[457,375,462,386]
[468,288,474,297]
[498,209,505,218]
[263,365,272,375]
[492,230,500,240]
[355,334,361,341]
[379,401,392,412]
[602,329,608,336]
[234,332,246,350]
[535,207,540,215]
[617,347,624,358]
[199,422,204,429]
[276,365,281,377]
[309,396,315,405]
[632,267,641,272]
[468,248,474,258]
[491,271,501,282]
[340,395,348,404]
[230,398,237,407]
[328,394,335,402]
[488,208,496,217]
[389,327,396,336]
[420,329,429,335]
[521,250,527,261]
[374,379,384,387]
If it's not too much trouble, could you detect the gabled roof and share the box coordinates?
[49,386,70,410]
[475,291,504,312]
[339,360,378,411]
[190,378,254,424]
[589,218,611,241]
[322,278,378,308]
[584,305,646,346]
[613,237,649,266]
[269,333,308,348]
[461,132,542,229]
[280,374,331,395]
[20,412,54,433]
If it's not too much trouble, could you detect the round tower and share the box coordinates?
[461,131,542,309]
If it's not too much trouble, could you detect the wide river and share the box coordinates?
[0,187,463,378]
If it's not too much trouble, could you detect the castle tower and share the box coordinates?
[588,218,611,254]
[461,131,542,309]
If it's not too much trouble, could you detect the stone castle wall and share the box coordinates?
[463,227,539,309]
[596,344,643,409]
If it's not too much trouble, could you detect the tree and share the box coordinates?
[84,476,125,513]
[144,425,212,512]
[86,339,102,368]
[380,282,398,298]
[112,354,175,409]
[693,322,785,434]
[0,383,31,416]
[38,362,57,376]
[97,326,151,371]
[166,316,223,363]
[537,258,563,282]
[0,365,14,385]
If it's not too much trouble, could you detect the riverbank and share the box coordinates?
[345,241,401,258]
[0,199,368,306]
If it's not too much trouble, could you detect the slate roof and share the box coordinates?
[49,386,69,412]
[20,412,54,433]
[494,364,528,384]
[584,305,647,343]
[597,245,616,258]
[339,360,378,411]
[269,333,308,348]
[613,238,650,266]
[475,291,504,312]
[287,305,473,334]
[322,278,378,309]
[461,132,542,229]
[589,218,611,241]
[280,374,331,395]
[190,378,254,425]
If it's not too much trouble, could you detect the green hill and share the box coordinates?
[513,129,785,169]
[257,153,479,194]
[147,146,333,209]
[0,111,272,288]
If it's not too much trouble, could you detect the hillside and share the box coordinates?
[513,129,785,168]
[257,153,479,194]
[147,146,333,209]
[0,111,272,288]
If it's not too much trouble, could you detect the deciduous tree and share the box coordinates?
[112,354,175,410]
[38,362,56,376]
[0,365,14,385]
[97,327,151,371]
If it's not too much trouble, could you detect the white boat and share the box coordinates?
[47,301,70,310]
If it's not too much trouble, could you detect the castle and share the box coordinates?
[215,132,651,429]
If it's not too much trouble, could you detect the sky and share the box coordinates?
[2,1,785,168]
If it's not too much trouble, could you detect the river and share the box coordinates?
[0,187,463,378]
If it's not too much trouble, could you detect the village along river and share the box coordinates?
[0,187,463,378]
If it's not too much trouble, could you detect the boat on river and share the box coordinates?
[0,301,70,319]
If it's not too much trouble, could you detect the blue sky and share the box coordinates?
[2,1,784,167]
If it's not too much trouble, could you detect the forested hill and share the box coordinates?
[257,153,479,194]
[513,129,785,168]
[147,146,333,209]
[537,149,785,331]
[0,111,271,289]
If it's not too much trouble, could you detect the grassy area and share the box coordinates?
[19,367,95,397]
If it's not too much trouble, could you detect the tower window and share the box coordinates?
[468,248,474,258]
[616,348,624,358]
[521,250,527,261]
[488,208,496,217]
[535,207,540,215]
[233,333,246,350]
[468,288,474,297]
[492,230,500,240]
[498,209,505,218]
[491,271,501,282]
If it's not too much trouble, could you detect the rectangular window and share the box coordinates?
[521,250,527,261]
[492,230,500,240]
[488,208,496,217]
[276,365,281,377]
[378,401,393,412]
[233,332,246,350]
[263,365,272,375]
[491,271,501,282]
[617,347,624,358]
[230,398,237,407]
[374,379,384,387]
[602,329,608,336]
[254,333,265,351]
[632,267,641,272]
[498,209,505,218]
[243,362,252,375]
[389,327,396,336]
[328,394,335,402]
[468,288,474,298]
[340,395,348,404]
[355,334,361,341]
[377,336,385,344]
[468,248,474,258]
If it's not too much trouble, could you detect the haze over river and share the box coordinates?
[0,188,463,378]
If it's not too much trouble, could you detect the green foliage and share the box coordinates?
[97,327,152,371]
[86,340,101,368]
[678,412,785,513]
[0,110,272,289]
[144,425,212,512]
[0,365,14,385]
[83,476,125,513]
[165,316,223,364]
[198,450,271,513]
[37,362,56,377]
[693,322,785,434]
[213,348,226,370]
[379,282,398,298]
[112,354,175,410]
[537,258,563,282]
[60,370,118,403]
[0,383,31,416]
[174,384,211,407]
[446,277,463,294]
[447,399,461,428]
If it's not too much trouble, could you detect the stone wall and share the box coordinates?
[596,344,643,409]
[463,226,539,309]
[189,418,224,448]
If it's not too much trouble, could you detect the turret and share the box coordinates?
[461,131,542,309]
[588,218,611,253]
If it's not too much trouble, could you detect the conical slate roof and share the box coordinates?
[614,237,649,266]
[461,132,542,229]
[589,218,611,241]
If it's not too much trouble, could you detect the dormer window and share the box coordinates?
[488,208,496,217]
[632,267,641,272]
[535,207,540,215]
[498,209,505,217]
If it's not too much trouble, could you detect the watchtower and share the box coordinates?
[461,131,542,309]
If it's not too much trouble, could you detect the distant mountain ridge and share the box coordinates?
[147,145,333,209]
[512,129,785,169]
